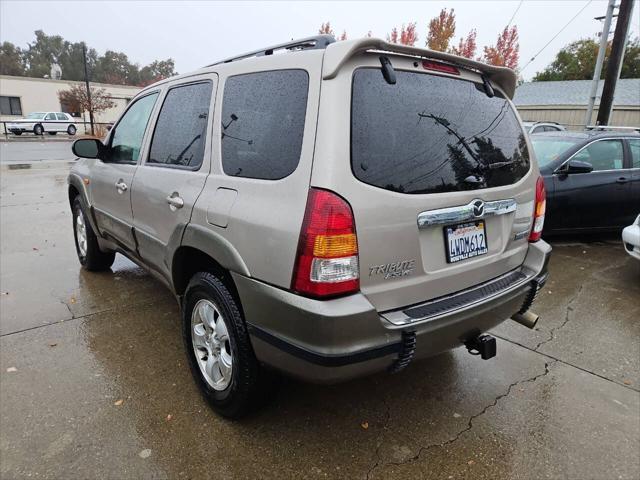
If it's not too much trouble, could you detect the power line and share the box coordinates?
[507,0,524,28]
[521,0,593,72]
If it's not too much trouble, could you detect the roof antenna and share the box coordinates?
[379,56,396,85]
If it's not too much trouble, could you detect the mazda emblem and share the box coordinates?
[473,200,485,217]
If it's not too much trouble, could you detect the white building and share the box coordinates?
[0,75,142,126]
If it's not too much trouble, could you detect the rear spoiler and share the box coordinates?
[322,38,518,99]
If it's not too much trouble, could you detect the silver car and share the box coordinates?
[8,111,77,136]
[68,36,551,418]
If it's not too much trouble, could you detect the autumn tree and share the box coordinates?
[450,29,477,59]
[57,84,115,119]
[319,22,334,36]
[427,8,456,51]
[387,23,418,46]
[483,26,519,69]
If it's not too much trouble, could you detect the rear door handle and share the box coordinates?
[115,180,128,193]
[166,192,184,211]
[616,177,629,184]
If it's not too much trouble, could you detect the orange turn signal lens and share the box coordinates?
[313,233,357,258]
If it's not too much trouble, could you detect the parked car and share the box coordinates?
[622,215,640,260]
[7,111,77,136]
[530,131,640,235]
[522,121,566,135]
[67,36,551,418]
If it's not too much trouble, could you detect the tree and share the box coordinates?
[138,59,178,87]
[93,50,140,85]
[483,26,519,69]
[0,42,25,76]
[387,23,418,46]
[23,30,67,78]
[339,31,348,41]
[450,29,477,59]
[533,37,640,81]
[427,8,456,51]
[58,84,115,119]
[319,22,334,36]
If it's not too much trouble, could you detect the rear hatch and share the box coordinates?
[313,51,537,312]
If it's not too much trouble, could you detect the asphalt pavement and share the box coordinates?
[0,153,638,479]
[0,138,75,164]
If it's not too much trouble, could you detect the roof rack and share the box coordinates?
[586,125,640,132]
[205,35,336,67]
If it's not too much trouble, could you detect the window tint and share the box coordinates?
[148,82,212,168]
[531,137,580,168]
[0,96,22,115]
[629,139,640,168]
[221,70,309,180]
[572,140,624,171]
[109,93,158,164]
[45,113,56,120]
[351,69,529,194]
[56,113,67,121]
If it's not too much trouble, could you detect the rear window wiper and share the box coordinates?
[481,75,495,98]
[379,56,396,85]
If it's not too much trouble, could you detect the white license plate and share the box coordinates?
[445,221,488,263]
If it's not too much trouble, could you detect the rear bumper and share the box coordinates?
[622,218,640,260]
[234,240,551,383]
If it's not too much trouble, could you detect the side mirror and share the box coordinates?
[72,138,102,159]
[565,159,594,174]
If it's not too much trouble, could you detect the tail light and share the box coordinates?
[292,188,359,298]
[529,176,546,242]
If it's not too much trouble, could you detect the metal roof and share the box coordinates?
[513,78,640,107]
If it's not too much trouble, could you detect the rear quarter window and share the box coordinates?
[221,69,309,180]
[351,68,530,194]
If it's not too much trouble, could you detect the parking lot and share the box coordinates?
[0,151,639,479]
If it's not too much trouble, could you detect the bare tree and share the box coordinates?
[58,84,115,123]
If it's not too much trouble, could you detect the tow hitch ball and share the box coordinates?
[465,334,497,360]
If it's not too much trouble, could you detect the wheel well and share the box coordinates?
[68,185,80,207]
[172,246,239,302]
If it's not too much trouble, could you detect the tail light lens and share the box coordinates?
[529,176,546,242]
[292,188,359,298]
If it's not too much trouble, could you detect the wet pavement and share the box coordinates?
[0,140,74,164]
[1,164,639,479]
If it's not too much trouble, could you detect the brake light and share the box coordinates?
[292,188,359,298]
[422,60,460,75]
[529,177,546,242]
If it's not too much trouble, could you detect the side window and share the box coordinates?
[572,140,624,171]
[629,139,640,168]
[56,113,67,121]
[221,70,309,180]
[544,126,559,132]
[148,81,212,168]
[109,92,159,164]
[45,113,56,120]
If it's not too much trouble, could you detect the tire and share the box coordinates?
[72,196,115,271]
[48,132,57,136]
[13,131,22,136]
[33,124,43,136]
[67,125,76,136]
[182,272,274,418]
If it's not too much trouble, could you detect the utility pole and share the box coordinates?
[82,43,94,136]
[583,0,615,127]
[597,0,634,126]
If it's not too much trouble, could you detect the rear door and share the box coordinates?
[314,55,537,312]
[130,76,216,278]
[91,91,159,251]
[627,138,640,219]
[553,138,631,230]
[43,112,58,131]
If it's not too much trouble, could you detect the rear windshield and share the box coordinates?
[530,137,581,168]
[351,69,530,194]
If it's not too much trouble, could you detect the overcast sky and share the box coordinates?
[1,0,638,81]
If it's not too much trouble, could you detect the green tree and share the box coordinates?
[533,37,640,81]
[93,50,139,85]
[23,30,67,78]
[0,42,25,76]
[138,59,177,86]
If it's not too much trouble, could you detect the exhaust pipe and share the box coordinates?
[511,310,539,329]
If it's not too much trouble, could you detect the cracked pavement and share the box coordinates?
[1,163,639,479]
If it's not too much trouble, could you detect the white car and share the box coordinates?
[8,112,77,136]
[522,121,566,135]
[622,215,640,260]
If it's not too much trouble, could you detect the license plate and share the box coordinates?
[444,221,488,263]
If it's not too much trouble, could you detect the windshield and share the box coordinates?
[26,112,45,119]
[351,69,530,194]
[530,137,581,168]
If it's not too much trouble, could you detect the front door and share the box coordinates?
[131,77,216,278]
[552,138,631,231]
[91,92,159,251]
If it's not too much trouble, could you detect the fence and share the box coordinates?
[1,121,114,139]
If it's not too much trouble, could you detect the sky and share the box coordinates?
[1,0,639,81]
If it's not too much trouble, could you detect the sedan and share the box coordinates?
[622,215,640,260]
[7,112,77,136]
[530,131,640,235]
